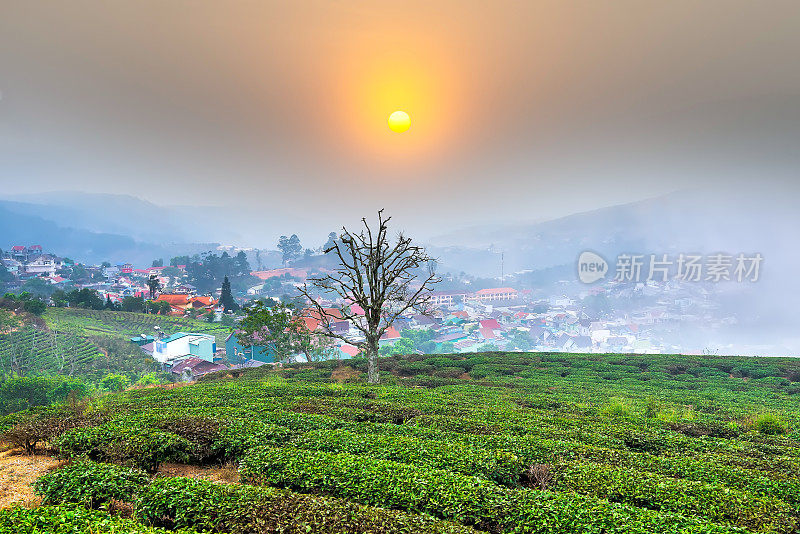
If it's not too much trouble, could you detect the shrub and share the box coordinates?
[293,428,523,485]
[755,413,789,435]
[551,461,797,533]
[34,461,149,507]
[155,416,221,463]
[0,412,106,454]
[211,420,297,462]
[0,504,173,534]
[54,424,190,472]
[239,446,746,533]
[136,476,478,534]
[100,374,130,392]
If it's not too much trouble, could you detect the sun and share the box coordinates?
[388,110,411,133]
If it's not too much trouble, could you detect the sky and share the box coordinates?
[1,1,799,240]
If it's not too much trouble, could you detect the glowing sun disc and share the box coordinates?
[388,111,411,133]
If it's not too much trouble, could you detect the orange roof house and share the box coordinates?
[155,294,217,311]
[380,326,401,342]
[155,294,191,307]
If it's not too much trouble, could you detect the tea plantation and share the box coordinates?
[2,351,800,533]
[44,308,233,345]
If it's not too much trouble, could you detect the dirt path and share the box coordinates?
[0,448,63,509]
[157,462,239,484]
[0,446,237,510]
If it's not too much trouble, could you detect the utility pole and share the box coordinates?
[500,252,504,283]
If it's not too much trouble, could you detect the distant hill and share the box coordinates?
[427,189,798,278]
[0,191,242,244]
[0,203,215,265]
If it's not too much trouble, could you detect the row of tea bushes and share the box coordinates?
[33,461,478,534]
[239,446,750,534]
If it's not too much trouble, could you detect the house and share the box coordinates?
[478,327,500,341]
[152,332,216,364]
[479,318,504,331]
[470,288,518,302]
[380,326,401,344]
[225,332,276,363]
[429,290,469,306]
[170,357,228,381]
[338,344,360,359]
[9,246,29,262]
[24,254,63,277]
[432,331,469,344]
[117,263,134,274]
[129,334,155,346]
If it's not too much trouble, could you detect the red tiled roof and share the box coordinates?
[191,296,217,307]
[340,344,360,357]
[303,307,343,321]
[155,294,191,305]
[479,319,503,330]
[479,327,499,340]
[299,317,320,331]
[11,246,25,252]
[380,326,400,340]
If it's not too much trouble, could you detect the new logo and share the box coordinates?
[577,251,608,284]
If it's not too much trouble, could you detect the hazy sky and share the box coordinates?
[1,1,799,238]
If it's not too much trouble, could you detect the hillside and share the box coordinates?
[2,352,800,533]
[43,308,233,346]
[0,308,233,384]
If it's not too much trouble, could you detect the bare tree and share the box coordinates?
[298,210,440,384]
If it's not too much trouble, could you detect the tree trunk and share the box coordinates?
[366,337,380,384]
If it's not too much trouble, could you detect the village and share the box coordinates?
[2,242,740,381]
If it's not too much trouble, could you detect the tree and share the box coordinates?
[324,232,338,251]
[23,299,47,316]
[101,373,130,392]
[236,301,313,362]
[121,296,145,313]
[147,275,162,300]
[298,210,440,384]
[67,288,104,310]
[151,258,164,268]
[235,251,250,276]
[278,235,303,265]
[50,290,69,308]
[69,264,89,283]
[220,275,239,312]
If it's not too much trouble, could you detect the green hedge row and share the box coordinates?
[552,461,796,533]
[292,428,523,485]
[239,446,747,534]
[0,505,178,534]
[137,476,478,534]
[34,461,478,534]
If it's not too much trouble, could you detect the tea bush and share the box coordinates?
[137,476,478,534]
[34,461,149,507]
[0,505,178,534]
[54,423,191,472]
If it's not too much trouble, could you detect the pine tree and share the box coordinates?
[220,276,239,312]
